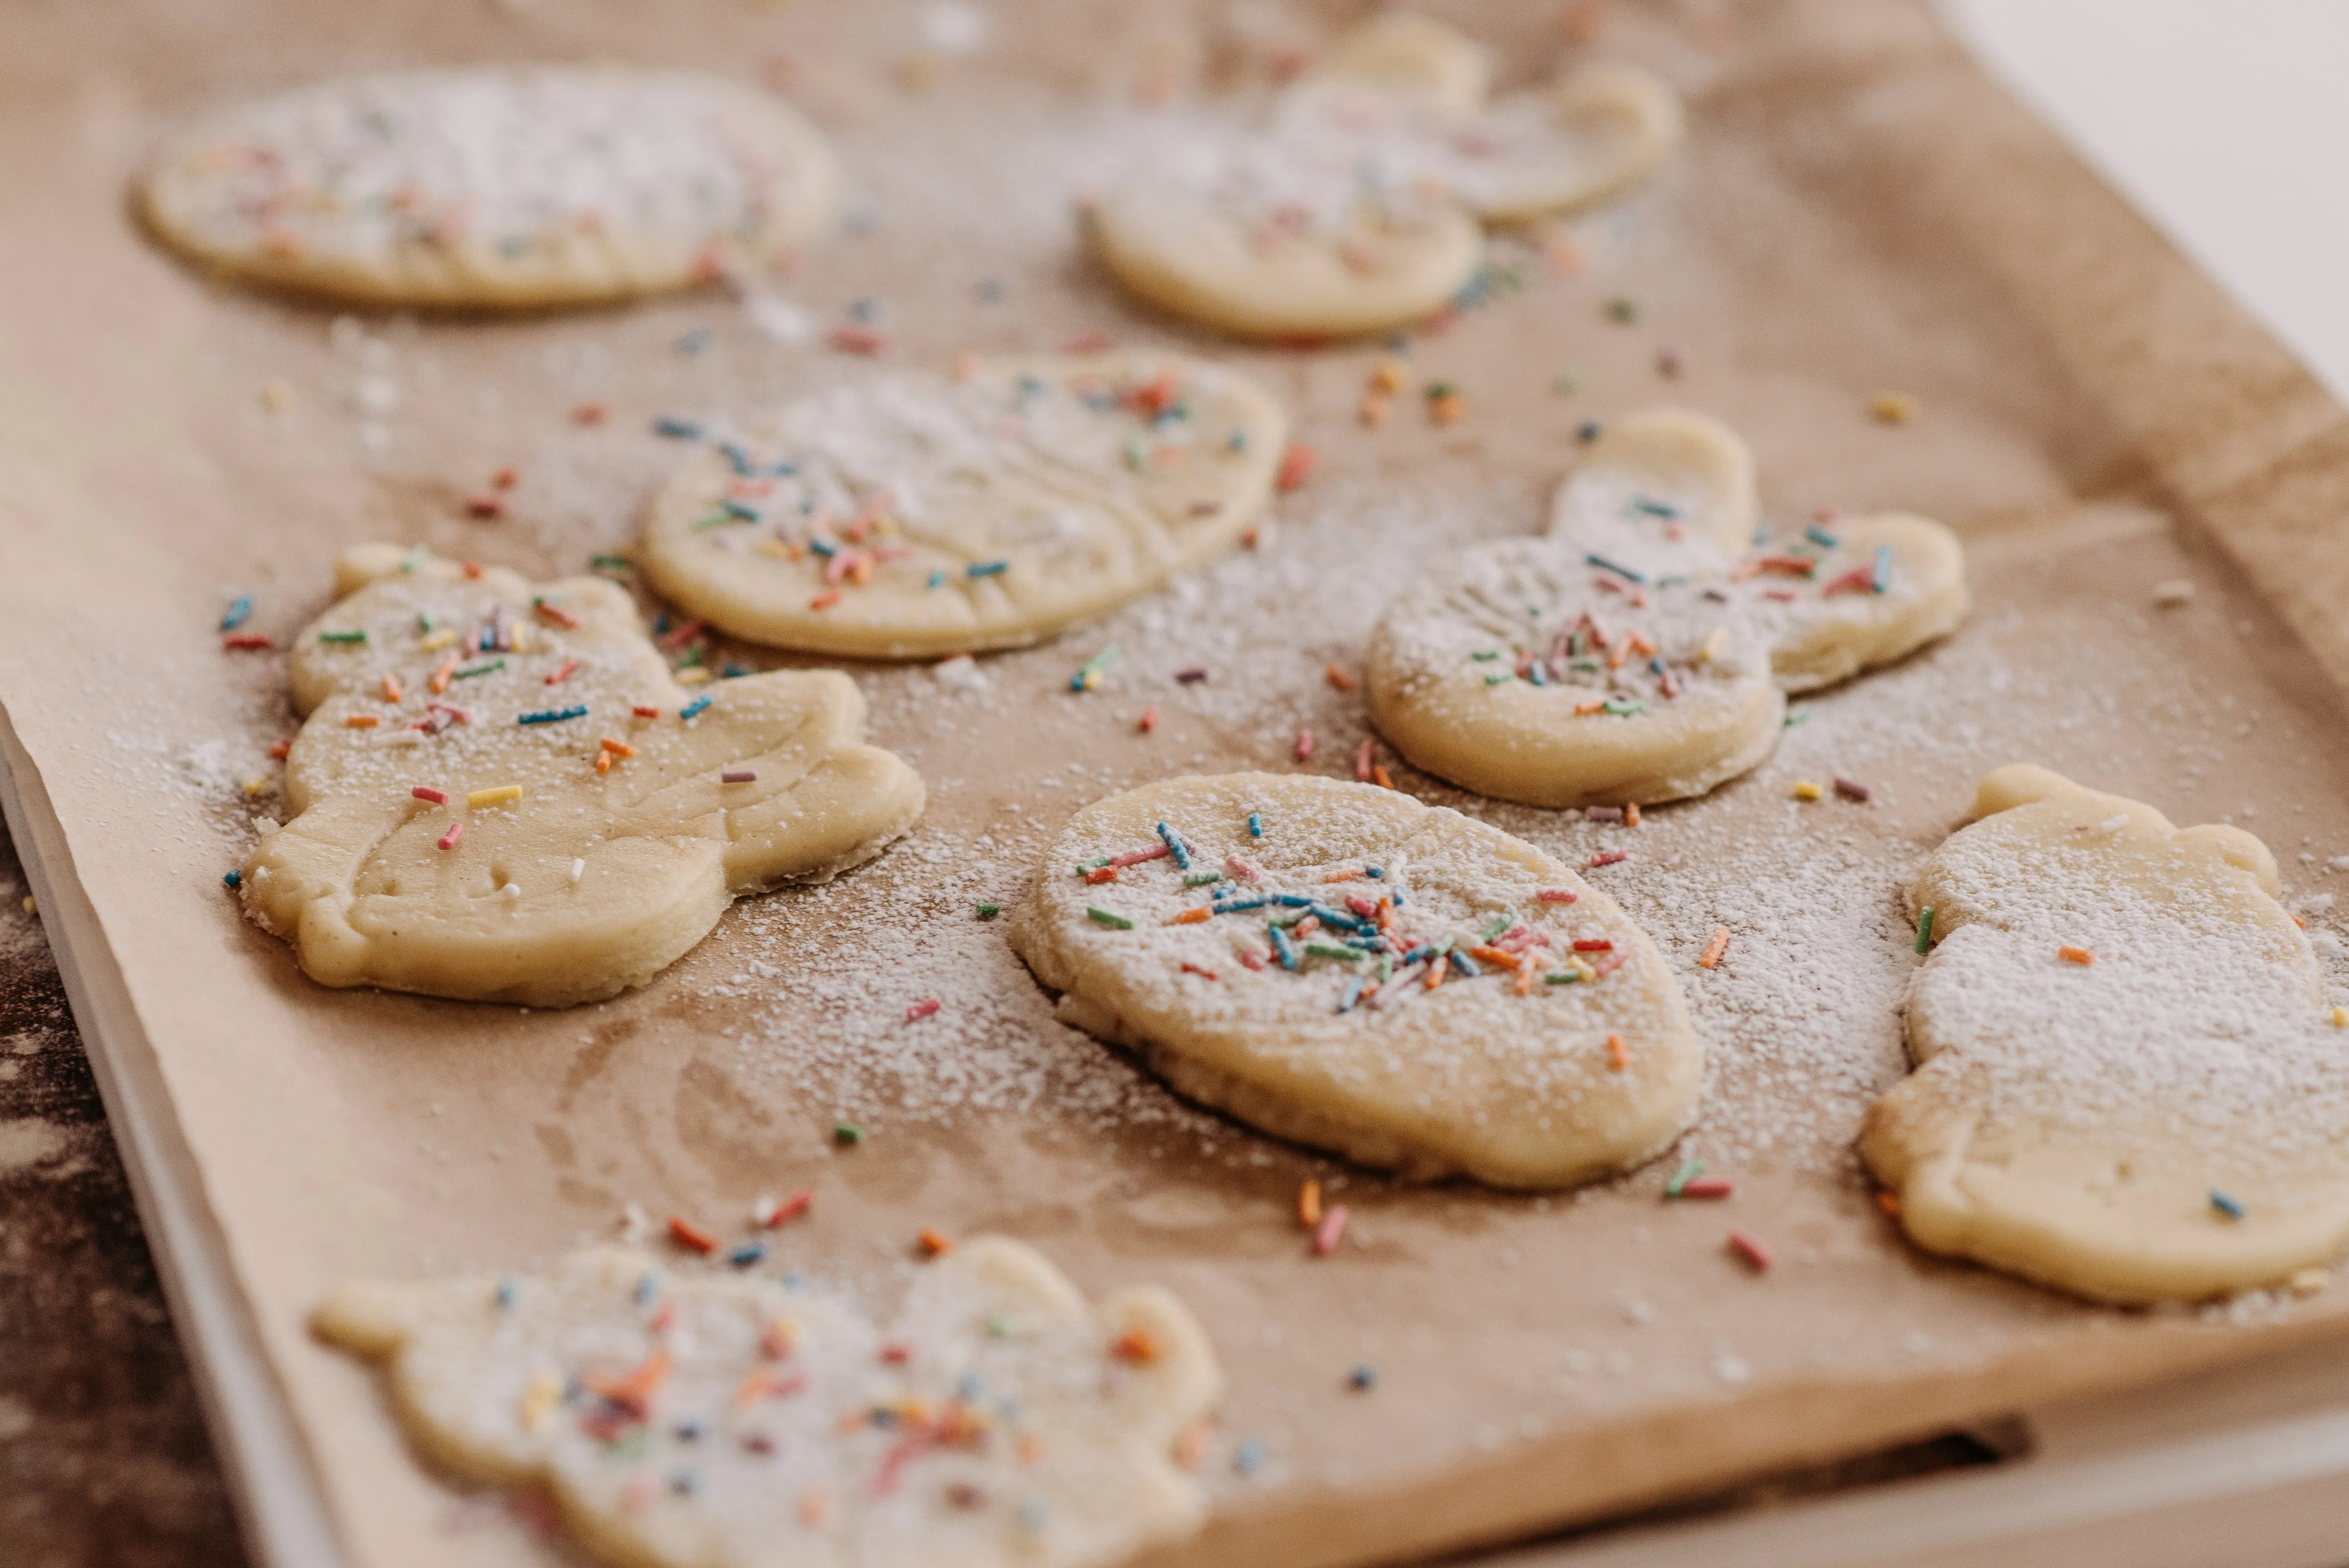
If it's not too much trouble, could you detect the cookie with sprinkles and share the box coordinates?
[1863,766,2349,1303]
[314,1238,1220,1568]
[238,545,922,1007]
[636,353,1286,659]
[1009,773,1702,1188]
[138,66,835,307]
[1367,408,1967,808]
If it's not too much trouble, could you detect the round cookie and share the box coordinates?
[637,354,1287,660]
[1862,766,2349,1304]
[241,545,923,1007]
[139,66,836,307]
[1308,12,1493,110]
[314,1238,1220,1568]
[1009,773,1703,1188]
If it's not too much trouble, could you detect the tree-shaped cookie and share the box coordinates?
[1010,773,1702,1188]
[1367,408,1967,808]
[1089,15,1680,339]
[239,545,923,1007]
[140,66,835,307]
[314,1238,1220,1568]
[1863,766,2349,1303]
[637,353,1287,660]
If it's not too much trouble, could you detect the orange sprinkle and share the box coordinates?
[267,739,291,759]
[1625,801,1641,826]
[1324,662,1356,692]
[1297,1178,1323,1228]
[2059,945,2094,966]
[595,748,613,774]
[1606,640,1631,671]
[1574,699,1605,715]
[1515,959,1537,996]
[848,556,873,587]
[571,402,607,426]
[1429,392,1467,426]
[1700,928,1731,969]
[1372,764,1395,790]
[430,656,457,694]
[1174,1419,1212,1470]
[668,1216,719,1254]
[344,713,380,729]
[1605,1034,1629,1072]
[1468,945,1520,969]
[535,600,581,629]
[1876,1190,1902,1218]
[1172,906,1211,925]
[1085,866,1119,885]
[810,590,843,611]
[600,737,637,758]
[1358,394,1390,429]
[1017,1435,1046,1464]
[1275,443,1317,492]
[492,466,518,490]
[584,1347,672,1418]
[1111,1326,1161,1364]
[798,1488,830,1527]
[1628,630,1657,658]
[380,673,402,703]
[1374,896,1394,931]
[462,561,483,579]
[1424,958,1447,991]
[917,1227,953,1258]
[1139,707,1158,733]
[1323,868,1364,883]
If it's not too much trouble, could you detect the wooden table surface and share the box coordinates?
[0,814,247,1568]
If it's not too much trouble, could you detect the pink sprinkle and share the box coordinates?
[761,1189,814,1227]
[1225,854,1260,882]
[1237,949,1266,972]
[1294,727,1314,761]
[411,786,449,805]
[1592,952,1626,978]
[1354,740,1374,782]
[722,770,757,784]
[1538,889,1579,903]
[1312,1204,1349,1256]
[906,998,942,1022]
[1727,1228,1773,1271]
[1589,850,1628,868]
[1110,844,1171,869]
[1680,1177,1736,1199]
[828,325,888,356]
[437,822,463,851]
[544,659,579,686]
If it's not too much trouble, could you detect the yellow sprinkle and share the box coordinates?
[467,785,523,808]
[1869,391,1919,425]
[1370,358,1411,395]
[2290,1266,2332,1296]
[521,1366,561,1432]
[242,777,268,797]
[19,895,34,916]
[420,627,457,651]
[260,379,293,412]
[677,666,711,686]
[1793,780,1823,801]
[2335,1006,2348,1027]
[1698,626,1727,663]
[512,622,535,654]
[758,538,795,559]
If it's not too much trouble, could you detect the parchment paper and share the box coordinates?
[6,3,2349,1567]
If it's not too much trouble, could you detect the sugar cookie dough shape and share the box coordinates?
[1088,15,1680,339]
[139,66,836,308]
[1367,407,1968,809]
[638,353,1287,659]
[1010,773,1702,1188]
[1862,766,2349,1304]
[239,545,923,1008]
[314,1238,1220,1568]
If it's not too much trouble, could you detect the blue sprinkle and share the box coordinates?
[1806,524,1841,549]
[722,662,750,678]
[1247,812,1263,838]
[976,278,1004,302]
[1213,895,1270,914]
[1274,893,1314,908]
[1234,1438,1267,1477]
[1576,420,1602,443]
[1336,975,1364,1013]
[1309,906,1373,934]
[807,539,837,558]
[219,594,253,631]
[1872,544,1893,593]
[1155,822,1193,870]
[958,1372,985,1401]
[728,1242,767,1268]
[721,498,761,521]
[674,1419,704,1442]
[2211,1190,2246,1220]
[719,442,755,475]
[927,571,946,589]
[1401,944,1434,966]
[676,329,711,355]
[1629,497,1681,519]
[1226,429,1248,452]
[1268,924,1299,971]
[1392,886,1406,907]
[634,1271,659,1305]
[653,612,672,635]
[847,296,880,323]
[496,1277,517,1309]
[1347,1364,1378,1391]
[1527,662,1546,686]
[1450,949,1480,978]
[680,695,712,721]
[966,560,1009,578]
[1365,866,1383,879]
[518,705,588,726]
[222,869,242,890]
[1585,553,1648,584]
[654,416,704,440]
[670,1469,698,1496]
[1649,656,1667,677]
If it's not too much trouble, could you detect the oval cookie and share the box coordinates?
[637,354,1287,660]
[1009,773,1703,1188]
[241,545,924,1007]
[1862,766,2349,1303]
[314,1238,1219,1568]
[139,66,836,307]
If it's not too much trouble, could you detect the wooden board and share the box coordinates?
[5,3,2349,1567]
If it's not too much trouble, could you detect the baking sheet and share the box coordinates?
[6,3,2349,1567]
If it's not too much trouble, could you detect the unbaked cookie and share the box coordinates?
[1862,766,2349,1303]
[239,545,923,1007]
[140,66,835,307]
[314,1238,1219,1568]
[1009,773,1702,1188]
[637,353,1286,659]
[1367,408,1968,808]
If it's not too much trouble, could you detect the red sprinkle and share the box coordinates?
[267,739,292,759]
[1726,1228,1773,1272]
[1832,776,1871,802]
[1572,939,1614,953]
[668,1216,720,1254]
[1085,866,1119,885]
[571,402,607,426]
[632,705,661,719]
[1589,850,1628,868]
[827,325,888,355]
[411,786,449,806]
[1324,662,1355,692]
[544,659,579,686]
[763,1190,814,1228]
[222,633,274,650]
[906,997,942,1022]
[1180,960,1220,981]
[1680,1177,1736,1199]
[879,1342,913,1365]
[465,494,505,519]
[1061,331,1114,354]
[722,770,758,784]
[436,822,463,851]
[1139,707,1158,733]
[1312,1204,1349,1256]
[1537,889,1578,904]
[1294,727,1314,761]
[1275,444,1318,492]
[492,466,519,490]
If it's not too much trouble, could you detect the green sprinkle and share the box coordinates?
[1602,698,1647,717]
[1304,943,1363,963]
[986,1310,1012,1339]
[677,644,705,669]
[591,553,634,570]
[1545,970,1583,985]
[1553,370,1583,395]
[1375,954,1394,982]
[1605,297,1638,324]
[1664,1158,1706,1199]
[1480,913,1513,941]
[400,545,427,572]
[1470,650,1501,662]
[692,512,734,530]
[1914,907,1935,955]
[833,1122,864,1145]
[976,902,1001,919]
[1784,710,1811,727]
[1183,871,1224,888]
[318,629,367,644]
[1086,906,1135,930]
[453,657,506,678]
[1484,673,1512,686]
[1075,857,1112,875]
[416,611,436,633]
